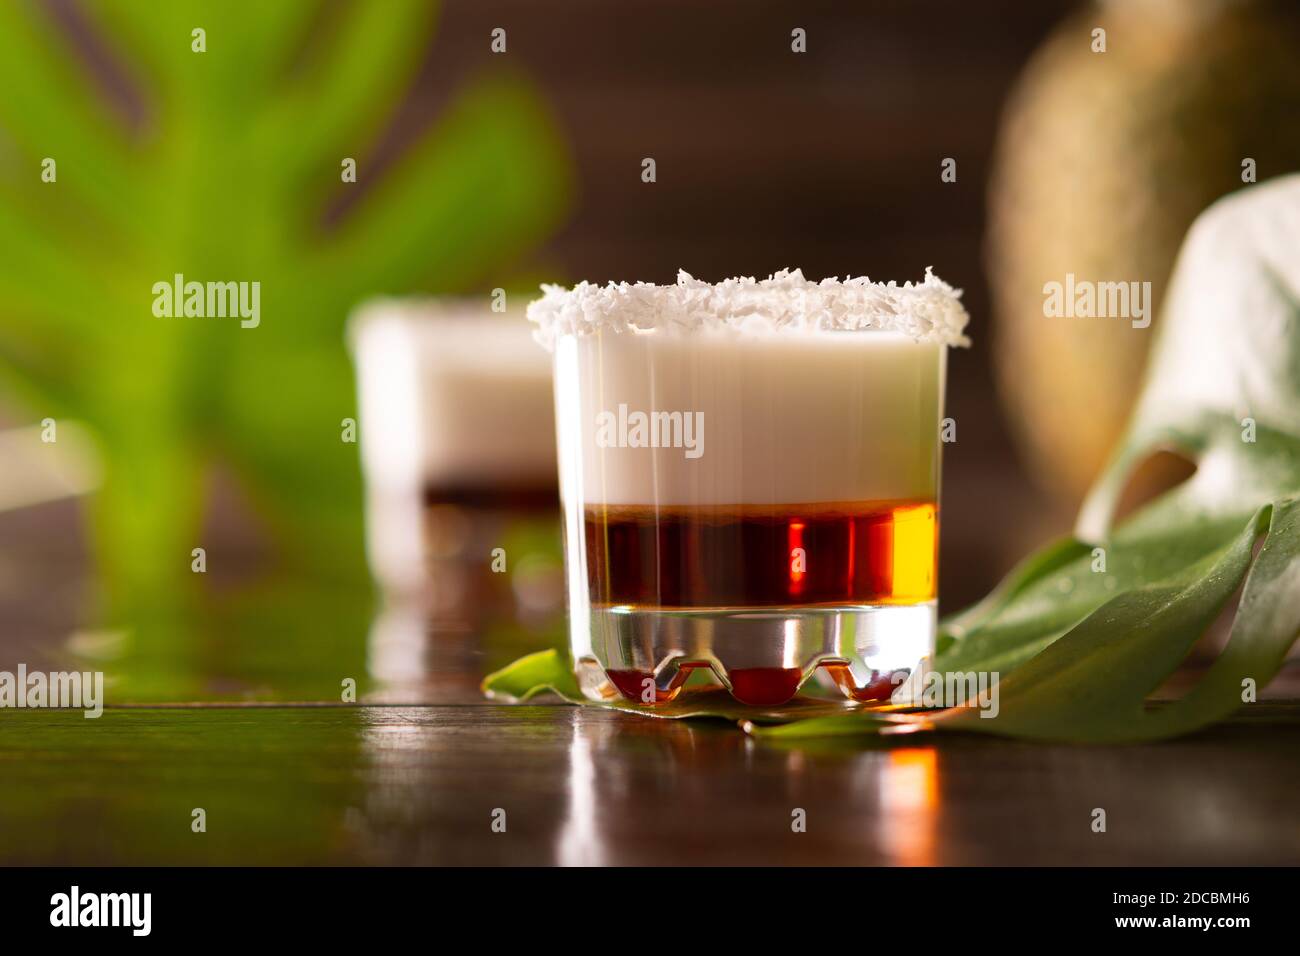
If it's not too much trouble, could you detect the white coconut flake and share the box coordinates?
[526,267,971,350]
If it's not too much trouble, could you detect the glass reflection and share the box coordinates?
[878,747,940,865]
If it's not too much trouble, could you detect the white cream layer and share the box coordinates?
[350,300,556,489]
[553,329,945,507]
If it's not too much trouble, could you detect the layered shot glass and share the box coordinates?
[349,299,561,621]
[528,269,969,706]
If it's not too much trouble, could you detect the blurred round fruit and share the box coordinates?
[987,0,1300,504]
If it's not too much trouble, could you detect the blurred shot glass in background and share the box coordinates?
[349,299,563,692]
[529,270,969,707]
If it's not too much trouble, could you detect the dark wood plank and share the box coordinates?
[2,703,1297,865]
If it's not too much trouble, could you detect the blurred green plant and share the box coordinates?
[0,0,570,695]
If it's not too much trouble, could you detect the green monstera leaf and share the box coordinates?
[0,2,569,695]
[489,176,1300,743]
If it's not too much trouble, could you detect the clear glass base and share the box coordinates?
[574,602,935,707]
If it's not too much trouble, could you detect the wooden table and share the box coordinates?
[3,696,1297,866]
[4,495,1298,866]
